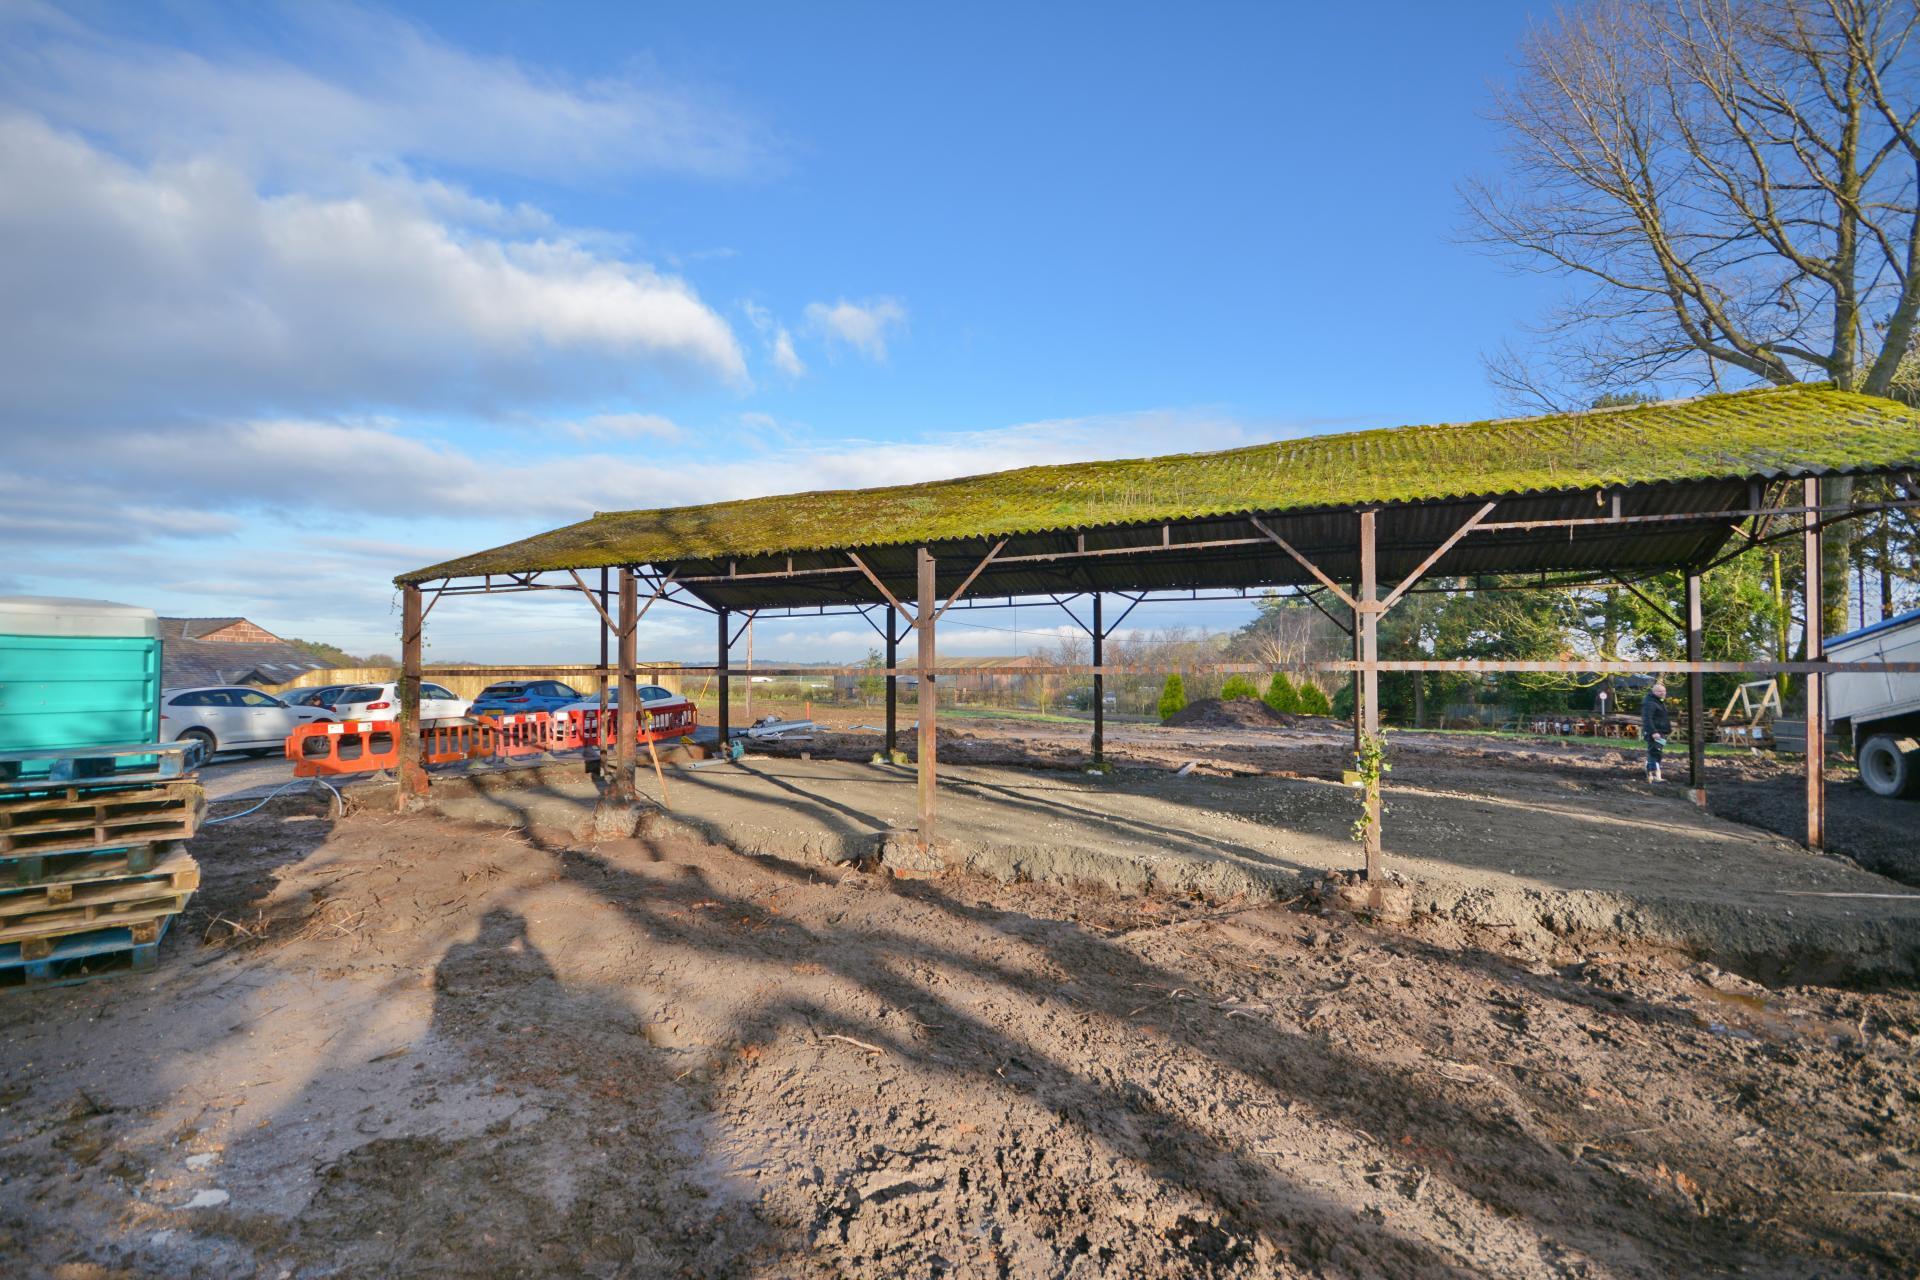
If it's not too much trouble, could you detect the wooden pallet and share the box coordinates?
[0,841,168,887]
[0,847,198,918]
[0,740,201,793]
[0,897,187,961]
[0,915,172,991]
[0,783,204,858]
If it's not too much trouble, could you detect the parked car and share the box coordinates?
[280,684,351,710]
[160,685,335,757]
[329,682,470,724]
[469,679,585,717]
[555,684,690,719]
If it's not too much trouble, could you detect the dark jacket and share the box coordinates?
[1641,693,1671,740]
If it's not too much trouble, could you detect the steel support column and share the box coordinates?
[612,568,638,800]
[884,609,898,758]
[917,547,937,847]
[596,567,610,768]
[397,583,428,809]
[717,607,731,753]
[1091,593,1105,764]
[1350,596,1364,757]
[1358,511,1381,881]
[1804,477,1826,850]
[1685,571,1706,803]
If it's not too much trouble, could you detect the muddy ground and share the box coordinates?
[746,702,1920,887]
[3,775,1919,1277]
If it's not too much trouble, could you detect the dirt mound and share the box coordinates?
[1164,696,1289,728]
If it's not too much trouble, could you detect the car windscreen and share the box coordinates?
[341,686,383,702]
[480,684,526,697]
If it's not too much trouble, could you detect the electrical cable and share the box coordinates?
[204,776,342,825]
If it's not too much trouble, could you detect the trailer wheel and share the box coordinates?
[1858,734,1919,798]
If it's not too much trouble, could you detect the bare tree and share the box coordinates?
[1465,0,1920,630]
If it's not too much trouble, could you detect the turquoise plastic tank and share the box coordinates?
[0,597,161,780]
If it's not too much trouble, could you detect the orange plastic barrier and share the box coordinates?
[285,720,402,776]
[286,706,697,778]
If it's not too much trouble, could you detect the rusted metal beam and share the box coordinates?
[885,608,898,758]
[1297,586,1354,637]
[1358,511,1381,882]
[1376,501,1497,613]
[932,539,1008,621]
[1249,516,1359,610]
[993,534,1270,566]
[1614,577,1685,632]
[419,665,666,679]
[612,569,639,801]
[612,657,1920,679]
[717,608,731,751]
[568,569,619,633]
[397,585,428,809]
[1092,593,1105,765]
[1804,477,1825,851]
[917,547,938,848]
[1686,571,1705,801]
[847,552,917,632]
[1476,499,1920,533]
[597,568,610,765]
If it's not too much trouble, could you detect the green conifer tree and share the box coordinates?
[1157,674,1188,721]
[1264,672,1301,714]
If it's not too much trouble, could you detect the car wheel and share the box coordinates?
[180,727,217,761]
[1859,734,1919,798]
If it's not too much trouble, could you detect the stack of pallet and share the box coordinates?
[0,775,205,989]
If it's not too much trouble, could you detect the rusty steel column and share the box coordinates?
[610,569,638,800]
[397,584,428,809]
[1358,511,1381,881]
[1350,585,1364,757]
[596,567,610,739]
[884,608,898,758]
[1803,476,1825,850]
[717,607,731,755]
[917,547,937,847]
[1686,570,1706,803]
[1091,593,1105,764]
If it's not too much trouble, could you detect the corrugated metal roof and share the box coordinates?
[399,385,1920,607]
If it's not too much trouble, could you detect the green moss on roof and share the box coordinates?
[400,385,1920,583]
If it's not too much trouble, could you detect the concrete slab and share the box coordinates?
[422,756,1920,981]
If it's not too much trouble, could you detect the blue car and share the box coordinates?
[469,679,585,717]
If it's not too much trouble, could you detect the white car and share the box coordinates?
[555,683,691,722]
[329,681,471,724]
[160,685,336,758]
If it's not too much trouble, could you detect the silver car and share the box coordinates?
[160,685,336,758]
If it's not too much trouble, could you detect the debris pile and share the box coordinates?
[1163,697,1291,729]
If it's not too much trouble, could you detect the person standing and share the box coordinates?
[1640,681,1671,782]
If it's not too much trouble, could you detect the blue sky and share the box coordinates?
[1,0,1561,663]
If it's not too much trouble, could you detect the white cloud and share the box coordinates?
[559,413,686,443]
[0,471,242,546]
[771,329,807,378]
[0,114,747,424]
[743,301,807,378]
[804,297,908,361]
[1,406,1262,553]
[0,1,772,184]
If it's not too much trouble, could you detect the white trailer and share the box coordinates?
[1826,607,1920,797]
